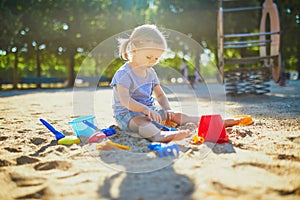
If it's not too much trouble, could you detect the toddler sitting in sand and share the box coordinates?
[110,24,239,143]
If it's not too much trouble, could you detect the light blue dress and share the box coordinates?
[110,62,162,130]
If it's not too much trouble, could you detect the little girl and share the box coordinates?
[110,24,238,142]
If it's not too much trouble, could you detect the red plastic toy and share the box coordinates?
[198,114,229,144]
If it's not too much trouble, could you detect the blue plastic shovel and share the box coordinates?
[82,120,116,136]
[39,118,65,140]
[151,120,177,131]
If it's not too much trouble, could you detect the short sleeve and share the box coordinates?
[110,69,131,89]
[151,68,160,86]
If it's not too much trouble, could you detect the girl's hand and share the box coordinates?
[144,107,162,123]
[165,110,174,123]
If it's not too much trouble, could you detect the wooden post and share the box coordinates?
[217,0,224,83]
[13,51,19,89]
[259,0,281,82]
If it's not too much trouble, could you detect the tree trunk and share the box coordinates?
[298,41,300,80]
[13,52,18,89]
[36,50,41,88]
[66,52,75,87]
[195,48,200,69]
[95,55,99,75]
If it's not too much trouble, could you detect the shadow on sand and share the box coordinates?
[91,148,195,200]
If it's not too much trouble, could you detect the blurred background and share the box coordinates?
[0,0,299,89]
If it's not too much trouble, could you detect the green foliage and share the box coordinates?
[104,58,124,78]
[275,0,300,71]
[160,54,182,70]
[0,0,299,82]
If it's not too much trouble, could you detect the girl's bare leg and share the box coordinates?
[166,111,199,125]
[166,111,241,127]
[223,118,241,127]
[129,116,190,143]
[157,130,190,142]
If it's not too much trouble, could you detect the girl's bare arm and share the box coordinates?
[153,84,171,111]
[117,84,161,122]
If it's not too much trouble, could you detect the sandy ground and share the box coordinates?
[0,80,299,200]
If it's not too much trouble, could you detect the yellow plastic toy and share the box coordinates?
[191,134,205,144]
[58,136,80,145]
[234,115,253,126]
[96,140,132,150]
[163,120,177,128]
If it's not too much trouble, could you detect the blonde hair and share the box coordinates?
[118,24,167,61]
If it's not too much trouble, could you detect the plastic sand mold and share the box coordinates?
[88,131,107,143]
[235,115,253,126]
[198,114,229,144]
[68,115,96,137]
[148,142,179,157]
[191,134,205,144]
[96,140,132,150]
[163,120,177,128]
[58,136,80,145]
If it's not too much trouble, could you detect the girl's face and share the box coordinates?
[132,43,165,68]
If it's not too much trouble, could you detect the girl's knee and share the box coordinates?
[138,122,160,139]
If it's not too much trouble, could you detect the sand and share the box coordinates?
[0,80,299,200]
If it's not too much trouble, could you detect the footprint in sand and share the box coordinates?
[12,120,24,124]
[211,181,242,197]
[0,136,8,141]
[30,103,41,106]
[4,147,22,153]
[9,172,48,199]
[13,186,47,199]
[9,171,47,187]
[30,112,43,116]
[16,156,39,165]
[287,136,300,144]
[17,129,32,133]
[30,137,47,146]
[0,159,14,167]
[271,187,300,196]
[232,162,300,177]
[34,160,72,171]
[277,154,300,162]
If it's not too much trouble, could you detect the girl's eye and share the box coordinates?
[146,56,159,60]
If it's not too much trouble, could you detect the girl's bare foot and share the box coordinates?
[224,118,241,127]
[154,129,190,142]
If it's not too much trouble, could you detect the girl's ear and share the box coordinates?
[131,43,137,54]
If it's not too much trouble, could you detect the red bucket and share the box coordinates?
[198,114,229,143]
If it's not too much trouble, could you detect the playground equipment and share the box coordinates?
[217,0,282,94]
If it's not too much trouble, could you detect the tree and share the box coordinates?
[0,0,27,88]
[1,0,299,88]
[276,0,300,78]
[20,0,56,87]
